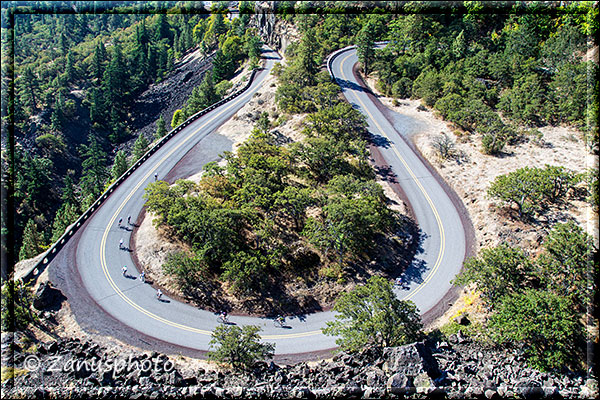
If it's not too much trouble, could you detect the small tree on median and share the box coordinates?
[208,325,275,371]
[323,276,423,353]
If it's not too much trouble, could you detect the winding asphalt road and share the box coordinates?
[329,46,467,316]
[52,46,467,356]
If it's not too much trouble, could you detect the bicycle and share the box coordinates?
[273,316,285,328]
[217,313,229,324]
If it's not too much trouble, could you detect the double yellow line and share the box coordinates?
[94,50,447,345]
[339,53,446,302]
[97,71,322,340]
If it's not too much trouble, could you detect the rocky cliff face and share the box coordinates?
[251,2,299,55]
[3,321,597,399]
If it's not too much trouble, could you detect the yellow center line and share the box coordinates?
[97,72,324,340]
[339,53,446,302]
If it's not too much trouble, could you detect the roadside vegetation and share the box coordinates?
[208,324,275,371]
[363,2,598,156]
[452,221,597,371]
[323,276,423,353]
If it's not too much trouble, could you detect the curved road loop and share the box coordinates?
[50,46,467,356]
[330,46,467,316]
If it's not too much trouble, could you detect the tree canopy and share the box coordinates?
[323,276,423,352]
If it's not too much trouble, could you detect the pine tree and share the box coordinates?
[356,21,376,76]
[50,93,64,131]
[212,49,233,83]
[154,115,167,140]
[65,50,76,82]
[112,149,129,179]
[103,41,128,108]
[132,134,149,161]
[154,13,171,42]
[79,135,108,200]
[296,28,319,85]
[21,67,40,110]
[92,41,108,80]
[19,219,44,261]
[51,202,79,242]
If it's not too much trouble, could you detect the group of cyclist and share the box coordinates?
[117,215,132,228]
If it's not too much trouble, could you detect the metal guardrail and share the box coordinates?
[20,68,259,283]
[326,41,389,80]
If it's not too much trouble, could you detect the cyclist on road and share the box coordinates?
[119,238,124,249]
[156,289,163,300]
[220,311,228,323]
[154,173,158,181]
[276,316,285,326]
[122,266,127,276]
[118,217,122,228]
[139,272,145,282]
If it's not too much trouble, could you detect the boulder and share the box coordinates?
[387,373,414,394]
[382,341,440,379]
[32,282,65,311]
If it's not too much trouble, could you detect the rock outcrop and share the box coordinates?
[2,331,596,399]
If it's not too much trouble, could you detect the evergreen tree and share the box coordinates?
[50,93,64,131]
[65,50,76,82]
[92,41,108,80]
[50,202,79,242]
[356,21,376,75]
[111,149,129,179]
[102,41,128,109]
[212,49,233,83]
[154,115,167,141]
[19,219,44,261]
[79,135,108,201]
[295,28,319,85]
[132,133,150,161]
[154,13,171,42]
[20,67,40,110]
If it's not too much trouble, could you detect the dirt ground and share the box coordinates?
[363,75,598,328]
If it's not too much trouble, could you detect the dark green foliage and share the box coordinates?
[111,150,129,180]
[145,83,393,295]
[1,280,38,331]
[132,133,149,161]
[154,115,167,141]
[79,135,108,205]
[356,21,377,75]
[536,221,596,312]
[163,251,208,292]
[488,289,585,371]
[323,276,423,352]
[211,49,234,83]
[303,175,393,265]
[370,7,594,154]
[498,73,545,126]
[454,221,597,372]
[453,244,536,306]
[487,165,582,218]
[208,325,275,370]
[18,219,45,261]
